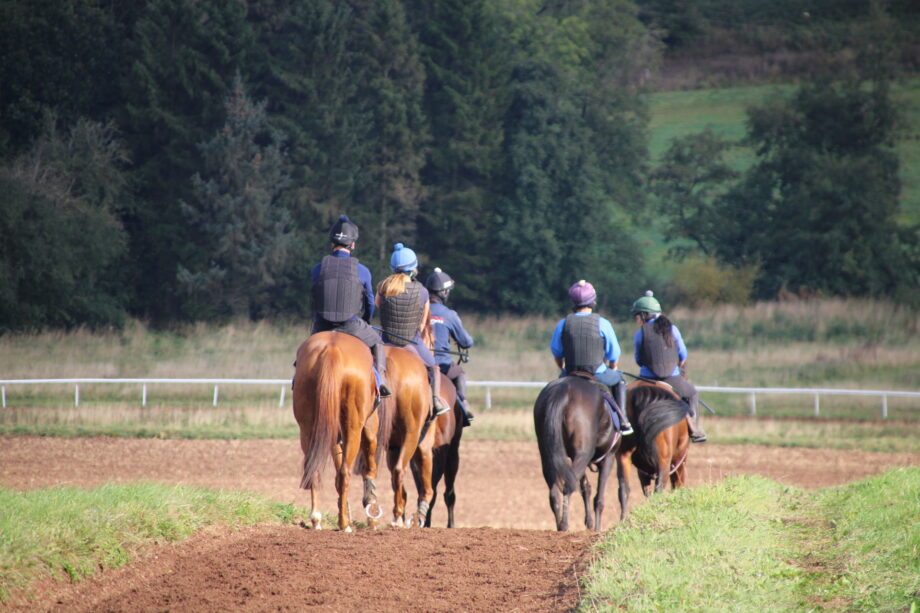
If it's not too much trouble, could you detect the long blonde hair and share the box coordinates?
[377,273,411,298]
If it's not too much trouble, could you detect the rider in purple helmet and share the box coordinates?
[550,280,632,435]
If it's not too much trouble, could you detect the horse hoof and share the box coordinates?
[310,511,322,530]
[344,525,352,533]
[364,503,383,520]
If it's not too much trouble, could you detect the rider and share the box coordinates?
[376,243,451,417]
[426,267,475,427]
[550,280,633,435]
[309,214,391,397]
[631,290,707,443]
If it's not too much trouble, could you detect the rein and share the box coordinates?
[590,431,621,471]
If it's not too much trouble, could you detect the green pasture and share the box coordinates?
[645,76,920,226]
[580,468,920,612]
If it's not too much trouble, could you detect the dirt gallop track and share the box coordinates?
[2,436,918,612]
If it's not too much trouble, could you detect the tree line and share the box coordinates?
[1,0,917,332]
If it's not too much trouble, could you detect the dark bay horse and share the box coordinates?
[616,381,690,519]
[292,331,382,532]
[376,345,434,528]
[533,375,621,531]
[411,371,463,528]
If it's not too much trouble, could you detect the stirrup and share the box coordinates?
[433,398,450,416]
[620,423,634,436]
[690,432,707,443]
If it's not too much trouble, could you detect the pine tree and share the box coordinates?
[348,0,428,273]
[406,0,511,308]
[120,0,254,321]
[178,74,293,320]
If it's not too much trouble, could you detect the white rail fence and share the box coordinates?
[1,378,918,419]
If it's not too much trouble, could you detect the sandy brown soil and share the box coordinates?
[2,436,917,612]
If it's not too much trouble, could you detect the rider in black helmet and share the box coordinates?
[308,214,391,397]
[426,267,475,427]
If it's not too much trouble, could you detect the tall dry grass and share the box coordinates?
[1,298,917,419]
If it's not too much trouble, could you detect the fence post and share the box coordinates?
[279,385,285,408]
[881,394,888,419]
[75,385,80,407]
[1,386,5,408]
[485,386,492,410]
[142,384,147,407]
[813,394,820,417]
[748,393,756,415]
[213,385,219,407]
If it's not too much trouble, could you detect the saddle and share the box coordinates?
[566,371,620,427]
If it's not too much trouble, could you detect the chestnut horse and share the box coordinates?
[292,331,382,532]
[616,381,690,519]
[411,371,463,528]
[376,345,435,528]
[533,375,621,531]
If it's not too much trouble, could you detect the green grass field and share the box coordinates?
[645,76,920,226]
[579,468,920,612]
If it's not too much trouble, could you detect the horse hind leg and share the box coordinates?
[580,473,594,531]
[594,456,615,531]
[309,482,323,530]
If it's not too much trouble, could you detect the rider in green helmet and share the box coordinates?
[631,291,707,443]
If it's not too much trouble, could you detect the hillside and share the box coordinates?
[645,77,920,226]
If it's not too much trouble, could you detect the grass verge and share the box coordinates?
[579,469,920,612]
[0,483,298,602]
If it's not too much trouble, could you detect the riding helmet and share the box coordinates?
[390,243,419,272]
[425,267,455,292]
[631,290,662,315]
[568,280,597,307]
[329,214,359,247]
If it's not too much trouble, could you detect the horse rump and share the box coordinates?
[533,379,581,496]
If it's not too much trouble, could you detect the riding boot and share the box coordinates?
[685,413,707,443]
[613,381,632,435]
[454,373,474,427]
[429,366,450,417]
[373,344,392,398]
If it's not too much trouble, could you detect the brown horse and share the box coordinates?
[411,371,463,528]
[533,376,621,531]
[292,331,382,532]
[616,381,690,519]
[376,345,434,528]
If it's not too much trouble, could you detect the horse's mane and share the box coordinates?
[631,385,686,469]
[378,273,410,297]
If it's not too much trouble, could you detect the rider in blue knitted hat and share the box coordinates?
[377,243,450,417]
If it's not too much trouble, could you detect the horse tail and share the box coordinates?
[535,381,579,496]
[300,343,343,489]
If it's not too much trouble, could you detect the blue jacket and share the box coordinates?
[429,300,474,367]
[550,312,620,374]
[633,315,687,378]
[310,250,375,322]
